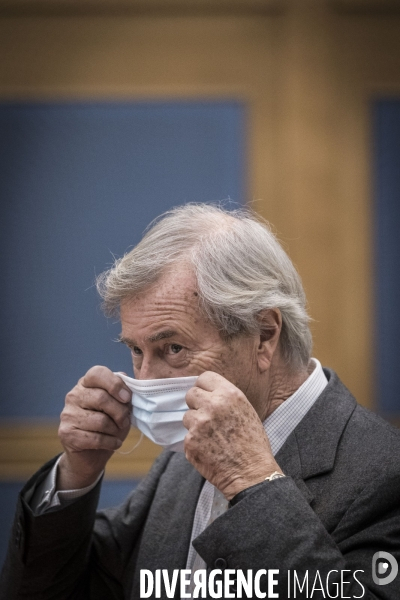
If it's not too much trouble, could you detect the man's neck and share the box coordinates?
[261,360,312,422]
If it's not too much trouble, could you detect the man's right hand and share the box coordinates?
[57,366,132,490]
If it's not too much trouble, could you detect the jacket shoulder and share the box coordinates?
[344,402,400,468]
[323,367,400,467]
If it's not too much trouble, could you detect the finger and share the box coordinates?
[61,405,125,437]
[62,427,123,452]
[182,408,197,431]
[67,387,131,430]
[185,386,210,409]
[183,408,213,434]
[195,370,228,392]
[82,366,132,404]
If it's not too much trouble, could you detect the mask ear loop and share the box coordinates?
[115,430,144,455]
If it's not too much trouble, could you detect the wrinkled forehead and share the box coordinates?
[125,263,198,306]
[119,264,208,336]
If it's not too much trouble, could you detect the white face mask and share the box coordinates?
[115,373,198,452]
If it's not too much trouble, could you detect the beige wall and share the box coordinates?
[1,0,400,476]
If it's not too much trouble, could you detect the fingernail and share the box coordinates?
[119,389,131,402]
[116,439,123,448]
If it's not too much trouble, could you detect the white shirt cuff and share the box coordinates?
[30,456,103,514]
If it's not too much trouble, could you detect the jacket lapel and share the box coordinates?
[275,369,357,503]
[153,464,204,572]
[131,456,204,599]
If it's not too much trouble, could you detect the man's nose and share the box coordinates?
[135,357,169,380]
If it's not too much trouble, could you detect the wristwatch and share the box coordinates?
[265,471,285,481]
[230,471,286,506]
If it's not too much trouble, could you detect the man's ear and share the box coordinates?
[256,309,282,372]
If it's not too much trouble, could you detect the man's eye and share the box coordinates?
[132,346,143,355]
[169,344,183,354]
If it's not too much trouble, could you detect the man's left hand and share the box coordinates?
[183,371,283,500]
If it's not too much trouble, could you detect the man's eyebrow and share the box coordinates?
[117,331,177,345]
[146,330,177,343]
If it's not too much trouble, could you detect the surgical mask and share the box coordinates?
[115,373,198,452]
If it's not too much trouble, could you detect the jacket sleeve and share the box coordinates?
[193,474,400,599]
[0,451,173,600]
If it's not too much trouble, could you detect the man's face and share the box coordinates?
[119,264,261,406]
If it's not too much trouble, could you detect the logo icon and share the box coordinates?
[372,552,398,586]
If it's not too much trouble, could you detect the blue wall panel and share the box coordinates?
[0,101,245,567]
[374,99,400,416]
[0,101,245,417]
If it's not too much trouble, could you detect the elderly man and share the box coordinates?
[1,204,400,599]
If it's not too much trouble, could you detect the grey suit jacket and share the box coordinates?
[1,369,400,599]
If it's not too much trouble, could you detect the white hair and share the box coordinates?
[96,204,312,370]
